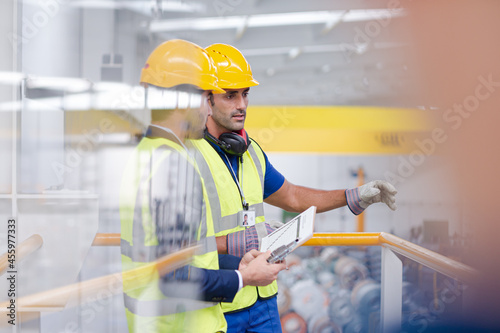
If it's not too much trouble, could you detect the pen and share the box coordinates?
[267,239,298,264]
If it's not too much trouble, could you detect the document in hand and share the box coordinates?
[260,206,316,257]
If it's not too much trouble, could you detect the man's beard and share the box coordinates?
[213,110,246,132]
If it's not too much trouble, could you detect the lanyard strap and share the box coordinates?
[222,154,249,211]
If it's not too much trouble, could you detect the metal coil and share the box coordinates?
[281,312,307,333]
[351,279,381,316]
[308,313,343,333]
[334,256,369,290]
[290,279,328,322]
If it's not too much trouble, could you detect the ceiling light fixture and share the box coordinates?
[241,42,406,57]
[70,1,203,13]
[26,76,91,93]
[150,9,406,32]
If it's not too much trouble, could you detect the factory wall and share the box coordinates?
[265,153,463,239]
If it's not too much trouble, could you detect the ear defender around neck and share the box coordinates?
[204,129,250,156]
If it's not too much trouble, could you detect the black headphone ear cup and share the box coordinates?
[218,132,249,156]
[204,129,250,156]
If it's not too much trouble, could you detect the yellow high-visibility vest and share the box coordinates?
[191,138,278,313]
[120,133,225,332]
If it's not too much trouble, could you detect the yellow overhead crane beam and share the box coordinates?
[245,106,433,154]
[64,109,144,136]
[63,106,433,154]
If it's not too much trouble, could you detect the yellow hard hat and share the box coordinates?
[205,44,259,89]
[141,39,225,93]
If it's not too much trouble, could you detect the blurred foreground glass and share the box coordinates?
[408,1,500,330]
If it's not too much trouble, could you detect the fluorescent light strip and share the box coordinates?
[93,82,131,92]
[0,71,25,85]
[70,0,203,13]
[249,11,343,28]
[343,9,406,22]
[150,9,407,32]
[0,85,147,112]
[26,76,91,92]
[241,42,408,57]
[146,86,202,110]
[69,1,119,9]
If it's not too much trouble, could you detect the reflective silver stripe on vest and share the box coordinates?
[130,151,157,262]
[199,235,218,253]
[198,189,208,245]
[247,143,265,193]
[217,203,264,233]
[124,293,216,316]
[192,148,224,231]
[121,236,217,261]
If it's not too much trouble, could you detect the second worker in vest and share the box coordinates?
[191,44,398,332]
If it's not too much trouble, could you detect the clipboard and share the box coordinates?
[260,206,316,262]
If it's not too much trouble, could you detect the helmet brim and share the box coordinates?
[217,78,259,90]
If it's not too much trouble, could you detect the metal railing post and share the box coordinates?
[381,246,402,333]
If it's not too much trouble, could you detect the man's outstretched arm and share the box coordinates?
[264,179,397,215]
[264,179,347,213]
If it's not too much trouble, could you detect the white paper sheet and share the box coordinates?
[260,206,316,253]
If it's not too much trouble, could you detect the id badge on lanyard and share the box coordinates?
[238,208,255,227]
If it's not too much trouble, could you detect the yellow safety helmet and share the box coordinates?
[205,44,259,89]
[141,39,225,93]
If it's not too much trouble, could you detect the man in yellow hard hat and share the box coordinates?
[120,39,286,333]
[191,43,397,332]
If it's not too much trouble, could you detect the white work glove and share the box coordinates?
[345,180,397,215]
[267,220,284,230]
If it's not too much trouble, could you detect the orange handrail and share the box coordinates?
[0,234,43,276]
[92,232,478,283]
[0,245,198,316]
[378,232,478,283]
[92,233,121,246]
[304,232,478,284]
[303,232,381,246]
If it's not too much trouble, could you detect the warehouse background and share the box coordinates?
[1,0,499,332]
